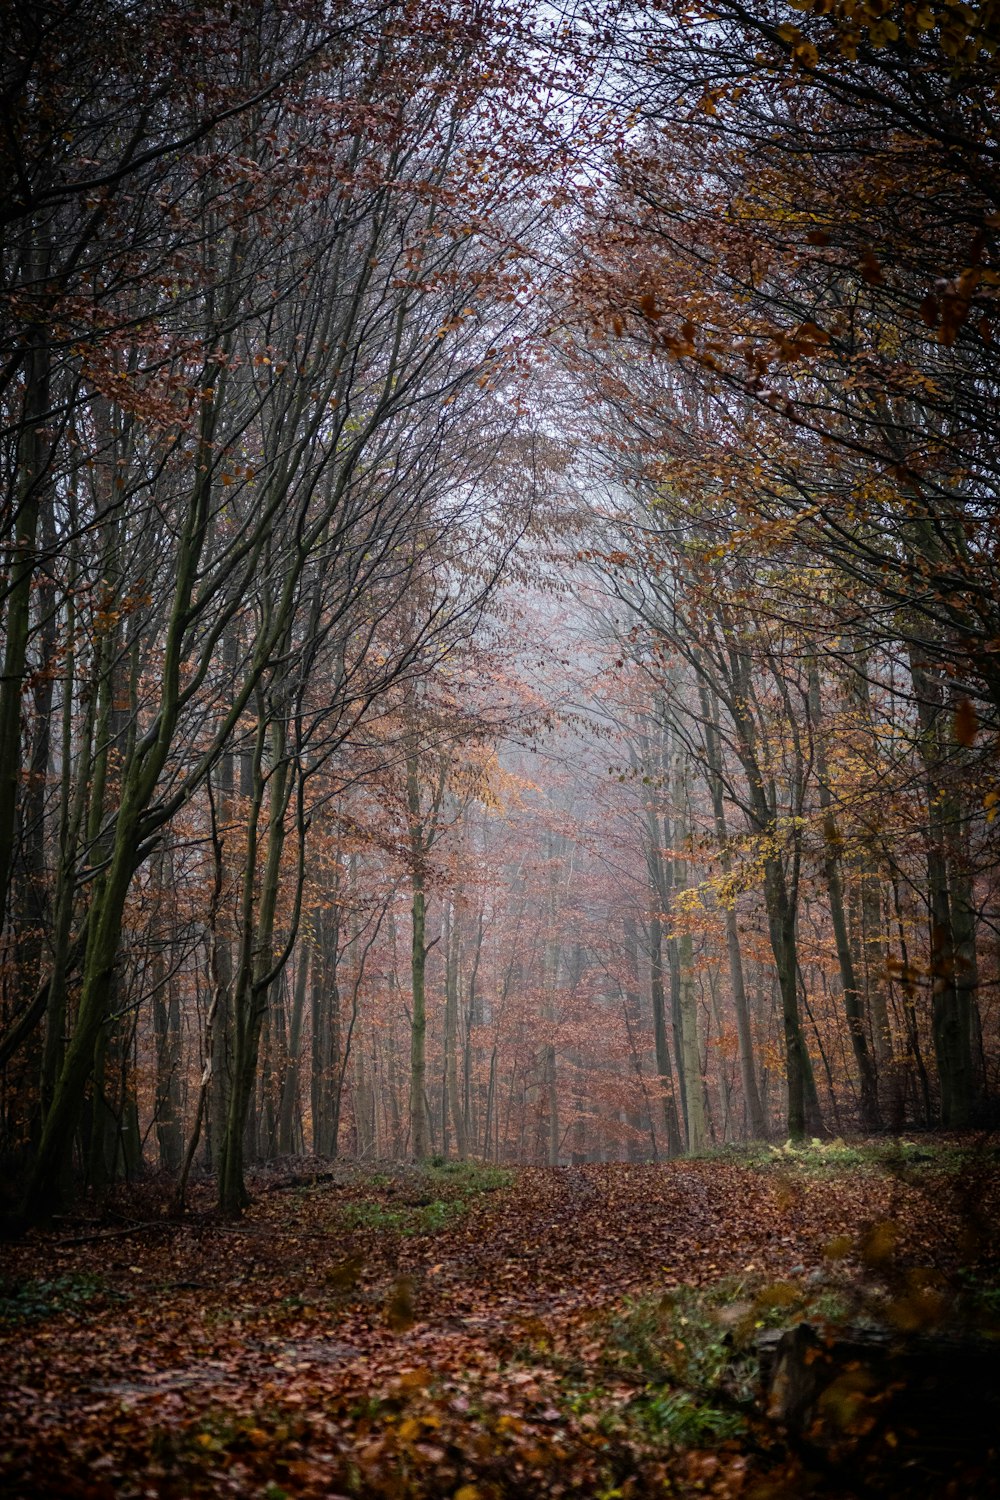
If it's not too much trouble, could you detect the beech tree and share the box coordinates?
[0,0,565,1218]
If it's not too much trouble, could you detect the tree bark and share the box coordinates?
[407,743,430,1160]
[698,680,767,1139]
[909,651,974,1127]
[807,663,881,1130]
[672,751,706,1154]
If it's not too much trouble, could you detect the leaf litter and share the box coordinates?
[1,1146,997,1498]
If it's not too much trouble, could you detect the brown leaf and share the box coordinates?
[954,696,978,746]
[919,293,940,327]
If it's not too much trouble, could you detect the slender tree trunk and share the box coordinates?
[620,934,650,1157]
[311,897,341,1155]
[807,665,881,1130]
[648,911,683,1155]
[443,898,467,1159]
[207,630,240,1169]
[219,712,292,1213]
[910,651,974,1127]
[463,906,484,1158]
[0,255,50,935]
[764,854,822,1140]
[673,753,706,1154]
[41,558,92,1119]
[847,647,896,1109]
[950,814,982,1106]
[278,945,308,1155]
[152,895,183,1173]
[722,643,820,1141]
[637,711,684,1156]
[698,681,767,1138]
[407,745,430,1160]
[889,874,933,1126]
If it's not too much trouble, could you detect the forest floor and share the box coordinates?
[1,1139,999,1499]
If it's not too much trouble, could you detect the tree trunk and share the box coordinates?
[219,712,292,1213]
[207,630,240,1170]
[764,854,822,1140]
[909,651,974,1127]
[153,959,183,1174]
[407,745,430,1160]
[673,753,706,1154]
[807,664,881,1130]
[278,946,308,1156]
[698,681,767,1139]
[0,260,50,935]
[649,910,684,1155]
[443,899,467,1159]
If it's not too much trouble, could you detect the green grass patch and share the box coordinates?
[420,1159,513,1195]
[712,1136,980,1176]
[0,1271,108,1325]
[336,1161,512,1237]
[338,1196,467,1236]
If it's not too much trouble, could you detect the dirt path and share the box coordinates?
[1,1156,995,1498]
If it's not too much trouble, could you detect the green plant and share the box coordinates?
[339,1201,410,1233]
[633,1389,744,1445]
[420,1160,513,1196]
[603,1288,735,1391]
[337,1195,467,1236]
[414,1198,460,1232]
[753,1137,962,1175]
[0,1272,107,1325]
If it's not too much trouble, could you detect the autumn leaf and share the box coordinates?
[953,697,978,747]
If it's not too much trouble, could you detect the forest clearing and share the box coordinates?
[2,1143,999,1497]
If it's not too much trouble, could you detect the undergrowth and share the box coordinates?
[336,1160,513,1237]
[0,1271,108,1326]
[546,1269,880,1451]
[712,1136,986,1176]
[338,1197,467,1235]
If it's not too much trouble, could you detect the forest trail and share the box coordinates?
[1,1150,996,1497]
